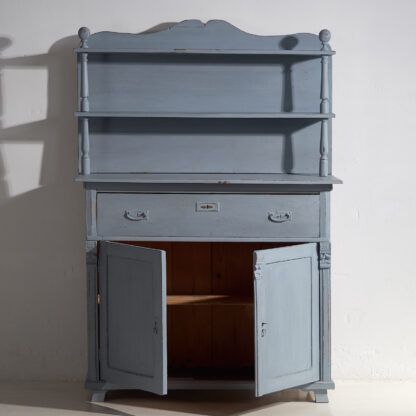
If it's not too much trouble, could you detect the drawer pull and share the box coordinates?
[124,209,149,221]
[196,202,220,212]
[268,210,292,223]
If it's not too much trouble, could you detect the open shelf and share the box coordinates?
[76,173,342,185]
[167,294,253,306]
[74,47,335,56]
[75,111,335,119]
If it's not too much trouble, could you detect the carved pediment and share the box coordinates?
[79,19,325,52]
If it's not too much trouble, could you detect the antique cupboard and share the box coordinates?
[75,20,341,404]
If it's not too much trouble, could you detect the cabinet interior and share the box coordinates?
[108,241,296,380]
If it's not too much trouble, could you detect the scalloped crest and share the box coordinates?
[82,20,327,51]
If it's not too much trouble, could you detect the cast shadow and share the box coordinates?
[0,33,85,234]
[0,25,322,416]
[0,34,88,413]
[0,382,327,416]
[0,382,133,415]
[98,388,319,416]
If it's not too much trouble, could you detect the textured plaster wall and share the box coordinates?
[0,0,415,381]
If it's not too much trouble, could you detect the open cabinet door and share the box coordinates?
[99,242,167,395]
[254,243,319,397]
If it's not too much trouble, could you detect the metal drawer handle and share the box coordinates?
[124,209,149,221]
[268,210,292,223]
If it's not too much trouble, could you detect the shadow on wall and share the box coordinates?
[0,24,306,383]
[0,22,182,383]
[0,36,87,380]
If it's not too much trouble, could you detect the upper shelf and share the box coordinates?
[76,173,342,185]
[75,111,335,119]
[74,47,335,56]
[76,20,335,56]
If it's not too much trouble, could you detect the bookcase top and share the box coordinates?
[75,19,334,55]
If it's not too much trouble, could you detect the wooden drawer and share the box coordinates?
[96,193,320,239]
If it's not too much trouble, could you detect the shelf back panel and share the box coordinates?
[85,54,323,114]
[86,118,330,174]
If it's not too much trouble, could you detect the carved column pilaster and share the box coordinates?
[319,241,331,269]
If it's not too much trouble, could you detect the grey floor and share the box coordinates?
[0,381,415,415]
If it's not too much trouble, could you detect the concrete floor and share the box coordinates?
[0,381,415,415]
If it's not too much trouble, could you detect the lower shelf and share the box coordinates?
[168,378,255,390]
[169,366,253,377]
[167,294,253,306]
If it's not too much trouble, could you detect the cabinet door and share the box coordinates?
[99,242,167,395]
[254,243,319,397]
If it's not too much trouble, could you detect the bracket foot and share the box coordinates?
[91,390,107,402]
[314,389,328,403]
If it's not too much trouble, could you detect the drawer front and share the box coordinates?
[96,193,320,238]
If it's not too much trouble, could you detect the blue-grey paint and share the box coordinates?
[254,243,320,396]
[96,193,320,239]
[76,173,341,184]
[98,242,167,395]
[76,19,339,403]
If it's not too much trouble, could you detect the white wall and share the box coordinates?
[0,0,415,381]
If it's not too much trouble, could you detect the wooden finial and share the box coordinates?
[319,29,331,51]
[78,27,90,48]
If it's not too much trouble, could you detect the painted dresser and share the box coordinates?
[75,20,341,404]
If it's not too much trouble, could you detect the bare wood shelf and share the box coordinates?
[167,294,253,306]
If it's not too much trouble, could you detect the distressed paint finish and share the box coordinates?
[78,27,91,175]
[77,173,341,185]
[85,240,98,384]
[319,30,331,177]
[76,20,339,403]
[254,243,320,396]
[75,20,334,177]
[319,242,332,382]
[75,20,334,53]
[85,189,97,239]
[84,118,325,175]
[99,242,167,395]
[96,193,320,239]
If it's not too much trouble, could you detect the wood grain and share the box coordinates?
[167,294,253,306]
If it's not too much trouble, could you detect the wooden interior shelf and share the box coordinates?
[167,294,253,306]
[75,111,335,119]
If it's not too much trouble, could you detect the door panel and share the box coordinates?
[254,243,319,396]
[99,241,167,394]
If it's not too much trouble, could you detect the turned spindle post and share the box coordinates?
[78,27,91,174]
[81,117,90,174]
[319,29,331,177]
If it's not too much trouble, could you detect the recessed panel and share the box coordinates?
[107,256,154,376]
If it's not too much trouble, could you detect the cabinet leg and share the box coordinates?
[91,390,107,402]
[313,389,328,403]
